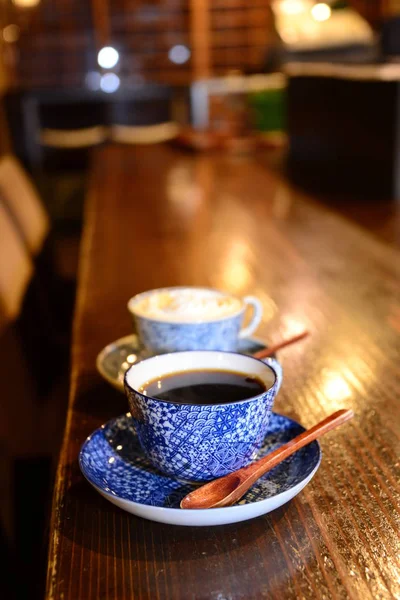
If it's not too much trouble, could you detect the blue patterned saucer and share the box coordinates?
[96,334,267,393]
[79,412,321,526]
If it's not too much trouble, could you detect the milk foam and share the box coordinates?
[132,289,242,322]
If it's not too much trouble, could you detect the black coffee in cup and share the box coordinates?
[139,369,266,405]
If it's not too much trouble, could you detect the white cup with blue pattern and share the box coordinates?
[127,286,263,354]
[124,350,282,482]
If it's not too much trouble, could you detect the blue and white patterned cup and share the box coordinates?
[124,350,283,482]
[127,286,263,354]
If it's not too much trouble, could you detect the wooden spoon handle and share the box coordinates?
[238,409,354,485]
[181,409,354,509]
[253,331,309,359]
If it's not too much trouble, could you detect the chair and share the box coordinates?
[381,16,400,58]
[110,122,179,145]
[35,98,108,173]
[0,154,50,256]
[4,91,107,171]
[0,154,77,336]
[40,126,107,149]
[0,197,34,551]
[38,100,108,149]
[0,197,69,596]
[0,198,33,323]
[109,87,179,144]
[0,188,64,385]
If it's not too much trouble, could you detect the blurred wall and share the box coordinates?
[384,0,400,16]
[1,0,389,92]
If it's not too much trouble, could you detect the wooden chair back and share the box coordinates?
[0,154,50,255]
[0,196,33,325]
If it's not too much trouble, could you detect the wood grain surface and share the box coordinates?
[46,144,400,600]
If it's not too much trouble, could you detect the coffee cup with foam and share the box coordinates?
[127,286,263,353]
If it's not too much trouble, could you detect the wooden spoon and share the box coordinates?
[180,408,354,510]
[253,330,309,359]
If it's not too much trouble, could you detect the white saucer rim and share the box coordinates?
[96,334,139,391]
[85,457,321,519]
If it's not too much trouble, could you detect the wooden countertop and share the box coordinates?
[46,144,400,600]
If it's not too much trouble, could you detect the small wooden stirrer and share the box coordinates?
[252,330,309,359]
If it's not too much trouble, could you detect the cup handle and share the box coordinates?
[238,296,263,339]
[262,356,283,395]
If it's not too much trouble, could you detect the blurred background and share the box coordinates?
[0,1,399,598]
